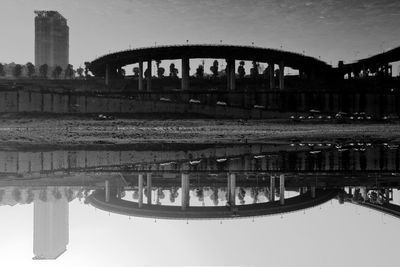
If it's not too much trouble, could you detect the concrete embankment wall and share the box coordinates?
[0,89,398,119]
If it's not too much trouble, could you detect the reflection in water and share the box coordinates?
[0,142,399,260]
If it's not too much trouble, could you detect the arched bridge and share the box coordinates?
[89,44,332,90]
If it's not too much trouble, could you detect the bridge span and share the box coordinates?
[89,44,332,90]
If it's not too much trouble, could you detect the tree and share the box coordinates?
[13,64,22,78]
[250,61,259,78]
[0,63,4,77]
[210,60,219,77]
[238,60,245,78]
[144,68,150,78]
[52,65,63,79]
[133,67,139,77]
[26,62,35,77]
[157,67,165,78]
[39,64,48,78]
[84,61,91,77]
[169,63,178,77]
[195,64,204,77]
[64,64,74,79]
[76,66,84,78]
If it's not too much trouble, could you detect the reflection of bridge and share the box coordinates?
[88,173,339,219]
[89,44,332,90]
[343,187,400,219]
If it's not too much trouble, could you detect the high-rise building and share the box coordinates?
[34,11,69,69]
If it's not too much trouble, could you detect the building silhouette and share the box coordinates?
[34,11,69,69]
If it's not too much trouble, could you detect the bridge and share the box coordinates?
[340,46,400,78]
[89,44,332,90]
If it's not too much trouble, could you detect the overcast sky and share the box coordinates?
[0,0,399,68]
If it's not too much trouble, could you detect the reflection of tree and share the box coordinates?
[251,188,259,203]
[169,187,179,203]
[26,189,34,204]
[238,187,246,205]
[132,189,139,200]
[64,188,74,202]
[52,188,62,200]
[156,188,165,205]
[195,188,204,202]
[39,189,47,202]
[210,187,219,206]
[12,188,22,203]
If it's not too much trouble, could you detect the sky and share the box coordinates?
[0,0,400,69]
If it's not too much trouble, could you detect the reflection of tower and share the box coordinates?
[33,192,69,260]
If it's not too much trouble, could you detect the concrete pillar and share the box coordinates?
[311,186,316,199]
[280,174,285,205]
[385,188,390,203]
[146,60,152,91]
[146,173,152,204]
[138,61,144,91]
[226,59,236,91]
[105,64,110,86]
[269,62,275,89]
[105,180,110,203]
[181,57,190,90]
[181,173,190,210]
[279,61,285,90]
[138,174,143,208]
[227,173,236,205]
[270,175,275,201]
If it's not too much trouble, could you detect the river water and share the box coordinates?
[0,142,399,266]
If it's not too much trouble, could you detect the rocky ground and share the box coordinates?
[0,115,399,149]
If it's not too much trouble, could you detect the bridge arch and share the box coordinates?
[89,44,332,90]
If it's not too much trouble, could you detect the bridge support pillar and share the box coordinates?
[146,60,152,91]
[105,64,110,86]
[138,174,144,208]
[269,62,275,89]
[146,173,152,204]
[227,173,236,206]
[181,173,190,210]
[280,174,285,205]
[105,180,110,203]
[279,61,285,90]
[138,61,144,91]
[270,175,275,201]
[226,59,236,91]
[181,57,190,90]
[311,186,316,198]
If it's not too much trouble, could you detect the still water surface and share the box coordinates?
[1,142,399,266]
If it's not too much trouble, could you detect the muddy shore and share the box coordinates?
[0,116,398,149]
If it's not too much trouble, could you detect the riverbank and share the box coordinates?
[0,117,398,148]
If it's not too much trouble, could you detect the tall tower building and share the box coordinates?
[34,11,69,69]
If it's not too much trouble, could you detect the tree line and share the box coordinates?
[0,62,92,79]
[129,60,275,79]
